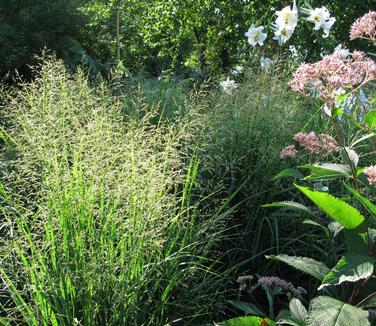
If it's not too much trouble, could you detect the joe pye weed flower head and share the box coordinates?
[350,11,376,42]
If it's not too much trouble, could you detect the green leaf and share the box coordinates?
[344,183,376,220]
[289,298,307,322]
[303,219,330,237]
[344,229,370,255]
[301,164,351,181]
[273,169,304,181]
[217,316,275,326]
[319,254,375,290]
[277,316,304,326]
[361,293,376,309]
[228,300,264,317]
[365,110,376,129]
[295,185,367,232]
[262,201,314,215]
[350,133,376,147]
[307,296,370,326]
[328,221,343,238]
[266,255,330,281]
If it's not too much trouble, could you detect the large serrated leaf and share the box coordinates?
[295,185,367,231]
[307,296,370,326]
[266,255,330,281]
[263,201,314,215]
[319,254,375,290]
[217,316,275,326]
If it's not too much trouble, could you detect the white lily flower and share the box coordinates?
[273,25,294,45]
[306,6,335,37]
[220,77,239,95]
[275,5,298,29]
[322,17,336,38]
[245,24,267,46]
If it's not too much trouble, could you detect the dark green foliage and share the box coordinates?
[2,0,375,79]
[0,0,90,79]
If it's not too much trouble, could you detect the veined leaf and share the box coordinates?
[350,133,376,147]
[266,255,330,281]
[289,298,307,322]
[277,316,304,326]
[295,185,367,232]
[361,293,376,309]
[301,164,351,181]
[319,254,375,290]
[303,219,330,237]
[273,169,304,181]
[328,221,344,238]
[307,296,370,326]
[217,316,275,326]
[263,201,314,215]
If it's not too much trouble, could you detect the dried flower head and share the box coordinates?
[237,275,254,291]
[280,145,298,159]
[350,11,376,42]
[364,166,376,185]
[258,276,306,298]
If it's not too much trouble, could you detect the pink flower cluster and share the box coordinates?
[364,166,376,185]
[280,145,298,159]
[294,132,339,154]
[350,11,376,42]
[289,49,376,104]
[280,132,339,159]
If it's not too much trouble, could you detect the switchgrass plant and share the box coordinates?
[0,58,231,325]
[192,71,315,275]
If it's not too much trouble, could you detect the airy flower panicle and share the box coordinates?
[280,145,298,159]
[364,166,376,185]
[350,11,376,42]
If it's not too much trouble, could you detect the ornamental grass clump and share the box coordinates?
[0,58,231,325]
